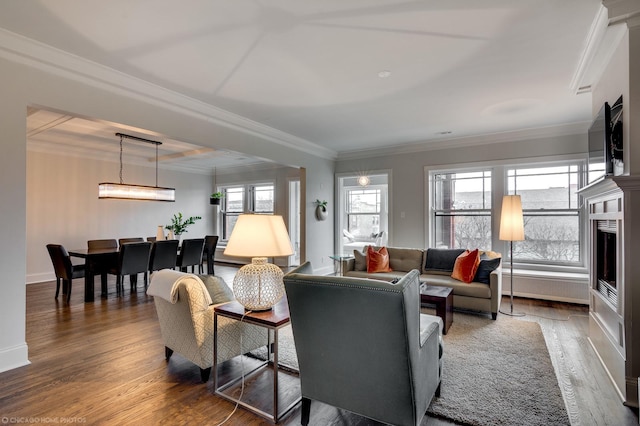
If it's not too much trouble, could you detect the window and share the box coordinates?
[429,160,586,269]
[220,183,275,240]
[508,165,580,265]
[337,172,389,254]
[346,188,382,238]
[432,170,492,250]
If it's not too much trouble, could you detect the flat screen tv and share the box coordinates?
[587,95,623,185]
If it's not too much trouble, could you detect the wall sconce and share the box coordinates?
[98,133,175,202]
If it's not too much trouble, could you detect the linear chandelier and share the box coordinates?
[98,132,175,202]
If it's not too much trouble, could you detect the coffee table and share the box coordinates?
[419,284,453,334]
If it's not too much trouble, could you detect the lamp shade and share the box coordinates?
[224,214,293,311]
[224,214,293,258]
[499,195,525,242]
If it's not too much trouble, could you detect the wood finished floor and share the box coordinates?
[0,264,638,425]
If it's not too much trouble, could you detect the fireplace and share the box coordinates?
[595,220,617,307]
[578,175,640,408]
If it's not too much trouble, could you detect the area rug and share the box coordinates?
[426,312,570,426]
[250,313,570,426]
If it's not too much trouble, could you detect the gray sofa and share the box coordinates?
[284,262,442,426]
[342,247,502,320]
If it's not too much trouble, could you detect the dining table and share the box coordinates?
[68,247,119,302]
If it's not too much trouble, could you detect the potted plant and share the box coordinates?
[315,199,328,221]
[210,191,223,205]
[165,213,202,240]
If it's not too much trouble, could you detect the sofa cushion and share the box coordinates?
[367,246,392,273]
[386,247,424,272]
[353,249,367,271]
[423,248,466,273]
[451,249,481,283]
[473,255,501,284]
[197,274,234,304]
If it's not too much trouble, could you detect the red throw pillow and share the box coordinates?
[367,246,392,273]
[451,249,481,283]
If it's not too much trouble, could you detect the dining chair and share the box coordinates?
[149,240,179,275]
[109,242,152,295]
[147,237,157,242]
[203,235,219,275]
[118,237,144,247]
[87,239,118,294]
[46,244,85,303]
[176,238,205,273]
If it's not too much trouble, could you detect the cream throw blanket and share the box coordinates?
[147,269,212,305]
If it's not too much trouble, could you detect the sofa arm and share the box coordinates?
[489,262,503,318]
[342,257,356,273]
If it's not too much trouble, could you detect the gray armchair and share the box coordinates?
[284,262,442,426]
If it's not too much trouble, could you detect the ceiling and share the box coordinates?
[3,0,605,171]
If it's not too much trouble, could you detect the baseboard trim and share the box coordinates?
[0,343,30,374]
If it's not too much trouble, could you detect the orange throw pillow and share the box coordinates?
[367,246,392,273]
[451,249,481,283]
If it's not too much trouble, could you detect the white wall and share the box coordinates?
[27,150,215,283]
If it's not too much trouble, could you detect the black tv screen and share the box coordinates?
[587,102,611,184]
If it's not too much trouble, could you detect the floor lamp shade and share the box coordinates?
[499,195,525,242]
[224,215,294,310]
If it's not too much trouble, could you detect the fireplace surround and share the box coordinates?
[579,176,640,408]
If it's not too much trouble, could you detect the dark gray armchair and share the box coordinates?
[284,262,442,426]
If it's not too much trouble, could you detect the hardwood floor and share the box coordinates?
[0,264,637,425]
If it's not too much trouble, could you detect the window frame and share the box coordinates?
[426,156,588,273]
[218,181,275,242]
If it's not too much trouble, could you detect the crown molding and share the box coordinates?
[0,28,337,161]
[336,122,590,161]
[570,5,610,94]
[603,0,640,25]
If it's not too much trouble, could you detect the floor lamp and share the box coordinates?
[499,195,525,317]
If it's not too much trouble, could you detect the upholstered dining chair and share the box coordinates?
[203,235,219,275]
[87,239,118,294]
[149,240,179,275]
[88,239,117,250]
[108,241,152,295]
[176,238,205,273]
[118,237,144,246]
[147,269,270,382]
[284,262,443,426]
[46,244,85,303]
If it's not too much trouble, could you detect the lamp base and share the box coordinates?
[233,257,284,311]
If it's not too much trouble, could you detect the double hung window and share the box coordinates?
[432,170,492,250]
[219,183,275,241]
[507,165,581,265]
[346,188,382,238]
[430,160,585,268]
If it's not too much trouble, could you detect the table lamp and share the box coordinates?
[224,214,294,311]
[499,195,525,317]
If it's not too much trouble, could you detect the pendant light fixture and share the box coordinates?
[98,133,175,202]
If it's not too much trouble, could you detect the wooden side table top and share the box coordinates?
[214,297,290,328]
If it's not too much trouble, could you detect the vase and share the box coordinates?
[315,205,328,221]
[156,225,165,241]
[167,230,174,240]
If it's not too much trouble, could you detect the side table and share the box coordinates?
[419,284,453,334]
[213,298,300,423]
[329,254,353,276]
